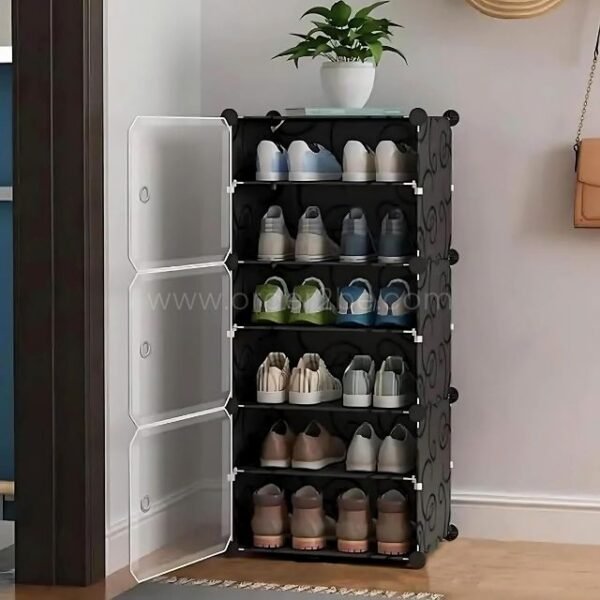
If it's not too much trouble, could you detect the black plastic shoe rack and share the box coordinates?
[225,107,460,569]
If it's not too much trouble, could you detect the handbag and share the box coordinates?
[575,25,600,228]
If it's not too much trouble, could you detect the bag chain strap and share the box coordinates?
[575,25,600,153]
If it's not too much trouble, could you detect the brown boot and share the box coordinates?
[291,486,327,550]
[251,484,288,549]
[292,421,346,470]
[336,488,372,553]
[261,420,295,468]
[376,490,412,555]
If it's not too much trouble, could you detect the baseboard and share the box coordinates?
[453,491,600,545]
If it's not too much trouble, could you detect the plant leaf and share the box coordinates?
[273,45,303,59]
[368,41,383,65]
[330,1,352,26]
[348,17,367,29]
[382,45,408,64]
[355,1,389,19]
[301,6,332,20]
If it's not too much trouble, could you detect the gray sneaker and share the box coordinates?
[378,424,417,475]
[379,209,411,264]
[340,208,376,263]
[373,356,416,409]
[295,207,340,262]
[343,355,376,408]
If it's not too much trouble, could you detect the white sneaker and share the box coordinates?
[296,207,340,262]
[343,141,376,182]
[258,206,295,261]
[376,141,417,183]
[288,141,342,182]
[256,140,289,182]
[343,355,376,407]
[256,352,290,404]
[346,422,382,472]
[289,354,342,405]
[378,424,417,474]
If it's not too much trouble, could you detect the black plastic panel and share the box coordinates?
[416,259,452,553]
[417,118,453,261]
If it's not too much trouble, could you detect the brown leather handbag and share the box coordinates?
[575,25,600,228]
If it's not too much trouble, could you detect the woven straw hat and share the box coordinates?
[467,0,563,19]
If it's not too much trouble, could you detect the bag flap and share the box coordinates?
[578,139,600,186]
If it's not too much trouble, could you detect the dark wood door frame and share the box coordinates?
[13,0,105,586]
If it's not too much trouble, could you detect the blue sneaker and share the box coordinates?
[379,209,412,264]
[340,208,376,263]
[256,140,289,182]
[337,279,376,327]
[288,141,342,182]
[375,279,415,328]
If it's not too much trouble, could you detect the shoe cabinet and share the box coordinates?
[126,108,460,582]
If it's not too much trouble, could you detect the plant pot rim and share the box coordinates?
[322,61,376,70]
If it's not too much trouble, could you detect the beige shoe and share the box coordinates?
[251,484,289,549]
[261,420,295,468]
[376,490,412,556]
[291,486,328,550]
[289,354,342,405]
[292,421,346,470]
[256,352,290,404]
[336,488,372,553]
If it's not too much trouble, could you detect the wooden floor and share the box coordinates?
[2,539,600,600]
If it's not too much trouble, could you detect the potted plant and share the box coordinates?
[274,1,407,109]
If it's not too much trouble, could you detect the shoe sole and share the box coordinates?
[378,463,414,475]
[346,461,376,472]
[289,172,341,181]
[289,312,336,326]
[258,254,295,262]
[342,173,376,183]
[378,255,412,265]
[340,255,375,263]
[375,315,414,328]
[377,541,412,556]
[292,455,346,470]
[260,458,291,468]
[289,390,342,405]
[252,311,289,325]
[254,534,286,549]
[338,539,369,553]
[376,173,415,183]
[343,393,372,408]
[256,172,288,182]
[295,255,338,263]
[257,390,288,405]
[337,314,375,328]
[292,537,326,551]
[373,394,415,409]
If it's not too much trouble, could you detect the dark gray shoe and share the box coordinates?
[340,208,376,263]
[379,209,411,263]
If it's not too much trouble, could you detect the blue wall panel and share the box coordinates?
[0,64,13,484]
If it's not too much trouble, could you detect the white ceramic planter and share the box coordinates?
[321,62,376,109]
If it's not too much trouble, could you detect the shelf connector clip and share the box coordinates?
[227,183,237,195]
[450,461,454,470]
[415,186,424,196]
[414,481,423,492]
[451,323,455,332]
[451,184,455,193]
[413,331,424,344]
[227,328,237,339]
[227,468,239,483]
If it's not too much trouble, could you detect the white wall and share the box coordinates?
[200,0,600,543]
[104,0,203,575]
[0,0,10,47]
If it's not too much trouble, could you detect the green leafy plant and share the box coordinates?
[274,1,407,68]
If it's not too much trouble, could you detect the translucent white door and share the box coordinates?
[128,117,233,582]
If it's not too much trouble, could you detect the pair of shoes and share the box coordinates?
[252,485,412,556]
[337,279,414,329]
[258,206,411,264]
[256,140,417,184]
[257,141,342,182]
[343,356,416,408]
[344,140,417,183]
[258,206,339,263]
[341,207,411,264]
[253,279,336,326]
[257,354,342,406]
[347,423,416,475]
[337,489,413,555]
[261,421,346,470]
[251,485,336,551]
